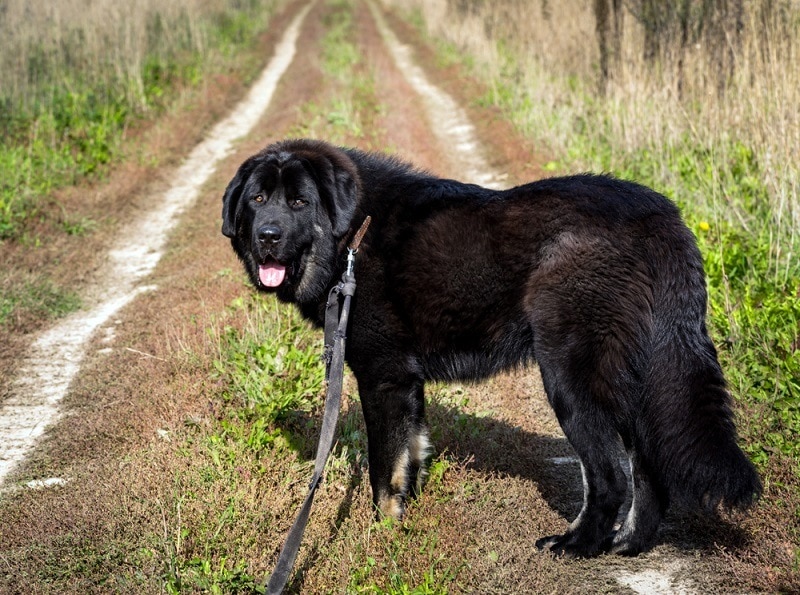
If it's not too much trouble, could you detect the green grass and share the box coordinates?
[287,0,383,147]
[0,278,81,326]
[156,293,326,593]
[321,0,362,80]
[164,554,265,595]
[212,294,326,449]
[157,460,273,594]
[344,453,461,594]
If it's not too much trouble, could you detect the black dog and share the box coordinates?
[222,138,760,557]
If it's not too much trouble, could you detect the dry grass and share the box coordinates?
[0,0,283,112]
[386,0,800,245]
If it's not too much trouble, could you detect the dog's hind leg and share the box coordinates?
[534,362,628,557]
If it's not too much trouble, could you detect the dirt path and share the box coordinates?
[0,1,781,593]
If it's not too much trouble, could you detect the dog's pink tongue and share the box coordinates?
[259,263,286,287]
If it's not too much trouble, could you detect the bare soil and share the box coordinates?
[0,1,796,593]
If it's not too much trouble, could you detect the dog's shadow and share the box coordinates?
[425,398,585,520]
[281,394,583,521]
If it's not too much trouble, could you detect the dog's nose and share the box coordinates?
[257,225,282,244]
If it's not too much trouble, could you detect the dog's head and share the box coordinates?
[222,139,359,304]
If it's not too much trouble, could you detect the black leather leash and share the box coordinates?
[266,216,371,594]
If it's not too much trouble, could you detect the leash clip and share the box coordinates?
[343,214,370,288]
[345,248,356,278]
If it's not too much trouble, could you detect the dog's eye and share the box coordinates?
[253,194,265,203]
[291,198,308,208]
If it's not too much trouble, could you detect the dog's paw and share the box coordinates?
[376,493,406,521]
[535,533,611,558]
[609,534,650,557]
[535,534,564,552]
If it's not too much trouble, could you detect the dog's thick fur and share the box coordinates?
[222,138,761,557]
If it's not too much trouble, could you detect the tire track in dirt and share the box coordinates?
[368,1,507,191]
[368,4,703,594]
[0,1,315,490]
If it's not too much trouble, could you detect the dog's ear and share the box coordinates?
[328,162,358,238]
[221,158,256,238]
[304,149,358,238]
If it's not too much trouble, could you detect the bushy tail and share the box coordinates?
[638,326,762,511]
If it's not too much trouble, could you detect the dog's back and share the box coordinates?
[354,161,761,555]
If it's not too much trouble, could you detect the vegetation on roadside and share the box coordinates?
[213,295,325,455]
[0,277,81,328]
[154,295,325,594]
[0,0,282,328]
[0,0,282,240]
[288,0,384,149]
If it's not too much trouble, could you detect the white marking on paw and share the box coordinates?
[410,427,432,491]
[568,462,589,531]
[410,428,432,465]
[391,448,410,492]
[378,493,403,519]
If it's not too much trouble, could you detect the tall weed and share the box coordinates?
[212,294,325,436]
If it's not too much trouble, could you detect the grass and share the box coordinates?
[139,293,328,593]
[0,277,82,327]
[212,295,326,453]
[169,286,459,592]
[288,0,384,149]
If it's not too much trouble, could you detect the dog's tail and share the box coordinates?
[638,235,761,512]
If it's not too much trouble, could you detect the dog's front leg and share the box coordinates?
[355,367,431,520]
